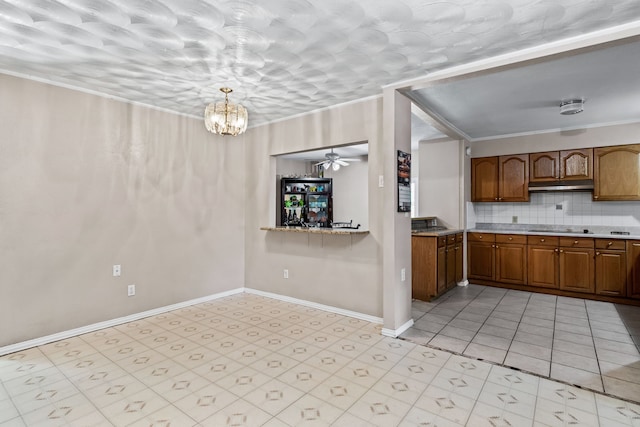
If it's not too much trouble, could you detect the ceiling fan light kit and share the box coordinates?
[204,87,248,136]
[314,148,361,171]
[560,98,585,115]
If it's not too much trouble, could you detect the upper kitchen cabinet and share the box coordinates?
[530,149,593,182]
[594,144,640,201]
[472,155,529,202]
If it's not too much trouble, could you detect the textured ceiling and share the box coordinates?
[1,1,640,128]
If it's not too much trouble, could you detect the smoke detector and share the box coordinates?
[560,99,585,115]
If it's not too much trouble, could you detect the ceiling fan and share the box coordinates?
[314,148,361,171]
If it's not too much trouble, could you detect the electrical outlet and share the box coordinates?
[378,175,384,187]
[113,265,121,277]
[283,269,289,279]
[512,216,518,223]
[401,268,406,281]
[127,284,135,296]
[556,204,563,210]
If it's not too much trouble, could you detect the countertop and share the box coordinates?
[411,229,463,237]
[260,226,369,235]
[469,224,640,240]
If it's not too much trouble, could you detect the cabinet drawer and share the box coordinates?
[595,239,626,250]
[527,235,559,246]
[559,237,594,248]
[496,234,527,245]
[468,232,495,242]
[438,236,447,247]
[456,233,463,243]
[447,235,457,245]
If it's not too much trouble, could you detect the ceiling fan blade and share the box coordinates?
[338,158,362,162]
[314,160,327,166]
[335,160,349,166]
[323,162,330,170]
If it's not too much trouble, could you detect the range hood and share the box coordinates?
[528,179,594,192]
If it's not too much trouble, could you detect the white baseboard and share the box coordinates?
[0,288,244,356]
[244,288,383,324]
[381,318,414,338]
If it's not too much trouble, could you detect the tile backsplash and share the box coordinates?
[472,192,640,227]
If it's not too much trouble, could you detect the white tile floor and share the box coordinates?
[402,284,640,404]
[1,292,640,426]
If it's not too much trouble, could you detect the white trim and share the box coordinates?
[381,318,414,338]
[0,288,244,356]
[457,280,469,287]
[244,288,383,324]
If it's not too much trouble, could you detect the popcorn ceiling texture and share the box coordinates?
[1,0,640,126]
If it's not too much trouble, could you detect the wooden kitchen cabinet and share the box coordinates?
[558,238,595,294]
[468,233,495,280]
[455,233,464,284]
[412,233,463,301]
[471,155,528,202]
[495,234,527,285]
[527,236,559,288]
[628,240,640,299]
[594,144,640,201]
[595,239,626,297]
[530,149,593,182]
[471,157,499,202]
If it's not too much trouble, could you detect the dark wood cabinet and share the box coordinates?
[628,240,640,299]
[560,149,593,180]
[594,144,640,201]
[558,238,595,294]
[530,149,593,183]
[412,233,463,301]
[595,240,626,297]
[495,234,527,285]
[471,155,528,202]
[527,245,559,289]
[468,233,495,281]
[455,233,464,284]
[498,154,529,202]
[471,157,499,202]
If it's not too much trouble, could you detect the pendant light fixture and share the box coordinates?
[204,87,248,136]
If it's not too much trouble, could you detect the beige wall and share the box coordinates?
[418,139,463,228]
[0,74,245,347]
[243,99,384,317]
[324,159,369,229]
[469,122,640,158]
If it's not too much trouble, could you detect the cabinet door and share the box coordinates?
[559,248,595,293]
[471,157,499,202]
[595,250,626,296]
[495,244,527,285]
[468,241,494,281]
[594,144,640,201]
[628,241,640,299]
[499,154,529,202]
[560,148,593,180]
[455,240,463,284]
[528,246,558,288]
[446,244,456,289]
[437,245,447,293]
[530,152,559,182]
[412,237,438,301]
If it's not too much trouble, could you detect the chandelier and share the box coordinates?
[204,87,248,136]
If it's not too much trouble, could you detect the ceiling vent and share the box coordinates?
[560,99,585,115]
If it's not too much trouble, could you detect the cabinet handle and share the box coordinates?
[491,244,495,248]
[574,240,578,245]
[554,248,559,253]
[508,237,513,241]
[541,238,545,242]
[596,252,600,256]
[496,245,499,249]
[478,235,483,239]
[494,198,498,201]
[607,242,613,246]
[499,197,503,201]
[594,195,599,199]
[560,249,564,253]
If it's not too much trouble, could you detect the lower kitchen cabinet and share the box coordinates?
[628,240,640,299]
[468,233,495,281]
[527,236,559,288]
[495,234,527,285]
[412,233,463,301]
[595,239,626,296]
[558,237,595,293]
